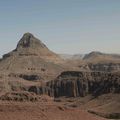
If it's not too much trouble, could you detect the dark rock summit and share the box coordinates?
[14,32,60,58]
[16,33,46,50]
[2,32,62,60]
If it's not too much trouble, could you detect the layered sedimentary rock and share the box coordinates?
[87,63,120,72]
[3,33,61,61]
[82,51,120,72]
[0,33,120,99]
[28,71,120,98]
[0,91,38,101]
[0,33,65,81]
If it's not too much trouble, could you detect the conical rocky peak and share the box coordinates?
[16,32,46,50]
[1,32,62,66]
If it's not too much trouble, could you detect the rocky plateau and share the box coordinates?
[0,33,119,120]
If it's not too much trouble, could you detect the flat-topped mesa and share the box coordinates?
[16,33,47,50]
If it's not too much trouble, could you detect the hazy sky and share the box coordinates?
[0,0,120,57]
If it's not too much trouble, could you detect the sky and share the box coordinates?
[0,0,120,57]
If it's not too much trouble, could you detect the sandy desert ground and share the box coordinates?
[0,100,108,120]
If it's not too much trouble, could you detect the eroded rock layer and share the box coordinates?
[0,33,65,81]
[28,71,120,97]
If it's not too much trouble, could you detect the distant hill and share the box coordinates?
[83,51,120,63]
[59,54,84,60]
[60,51,120,62]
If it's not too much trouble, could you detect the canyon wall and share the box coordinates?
[28,71,120,97]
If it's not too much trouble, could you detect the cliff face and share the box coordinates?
[28,71,120,98]
[87,63,120,72]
